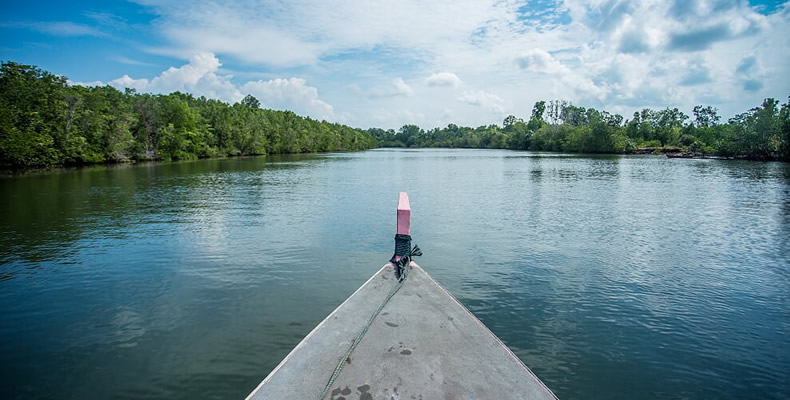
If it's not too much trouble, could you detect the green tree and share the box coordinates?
[531,101,546,121]
[396,124,422,148]
[693,105,720,128]
[0,62,66,167]
[241,94,261,109]
[780,96,790,161]
[653,107,688,146]
[503,115,521,129]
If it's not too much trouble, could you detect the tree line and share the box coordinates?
[0,61,376,168]
[2,60,788,168]
[370,98,790,161]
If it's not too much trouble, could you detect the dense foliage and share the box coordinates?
[0,61,376,168]
[371,98,790,161]
[3,61,788,168]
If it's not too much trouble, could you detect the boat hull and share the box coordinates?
[246,263,558,400]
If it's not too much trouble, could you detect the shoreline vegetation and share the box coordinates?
[369,98,790,162]
[0,62,376,170]
[1,61,788,171]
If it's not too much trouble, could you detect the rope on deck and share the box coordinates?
[317,240,421,400]
[390,234,422,280]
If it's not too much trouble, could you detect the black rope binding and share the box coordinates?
[389,234,422,280]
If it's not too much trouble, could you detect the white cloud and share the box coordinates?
[426,72,462,87]
[108,75,147,91]
[60,0,790,129]
[134,0,511,67]
[515,48,607,100]
[109,52,242,101]
[242,78,334,120]
[69,80,105,87]
[104,53,335,120]
[368,78,414,98]
[515,49,561,73]
[392,78,414,96]
[1,21,105,37]
[458,90,505,114]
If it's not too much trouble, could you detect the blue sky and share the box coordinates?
[2,0,789,129]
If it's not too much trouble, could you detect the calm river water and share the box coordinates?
[1,149,789,400]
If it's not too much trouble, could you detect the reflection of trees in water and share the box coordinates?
[525,153,622,184]
[702,159,788,181]
[780,166,790,263]
[0,155,321,277]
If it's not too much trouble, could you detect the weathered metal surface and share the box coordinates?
[246,263,558,400]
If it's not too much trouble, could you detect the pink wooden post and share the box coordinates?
[394,192,411,263]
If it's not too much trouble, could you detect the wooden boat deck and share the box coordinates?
[246,263,558,400]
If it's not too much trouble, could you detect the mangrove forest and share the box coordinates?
[370,98,790,161]
[0,61,376,168]
[1,61,789,169]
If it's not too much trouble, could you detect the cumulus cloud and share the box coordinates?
[516,49,606,99]
[679,67,713,86]
[515,49,563,73]
[106,53,335,120]
[668,23,732,51]
[108,75,147,91]
[368,78,414,98]
[134,0,507,68]
[566,0,766,54]
[109,52,241,100]
[458,90,505,113]
[69,80,105,87]
[425,72,462,87]
[242,78,334,120]
[618,31,651,54]
[736,56,757,75]
[53,0,790,128]
[393,78,413,96]
[546,0,786,115]
[679,60,714,86]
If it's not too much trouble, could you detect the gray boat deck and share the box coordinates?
[247,263,558,400]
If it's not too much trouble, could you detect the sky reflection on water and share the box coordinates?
[1,150,789,399]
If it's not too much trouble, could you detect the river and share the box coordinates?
[1,149,788,399]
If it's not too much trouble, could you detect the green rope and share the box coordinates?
[317,244,421,400]
[316,272,406,400]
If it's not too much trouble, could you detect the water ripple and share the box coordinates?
[1,151,788,400]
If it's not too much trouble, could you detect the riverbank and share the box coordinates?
[368,97,790,162]
[628,147,733,160]
[0,151,349,178]
[0,61,377,170]
[1,151,322,176]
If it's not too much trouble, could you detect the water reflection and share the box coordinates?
[0,155,322,276]
[1,149,789,400]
